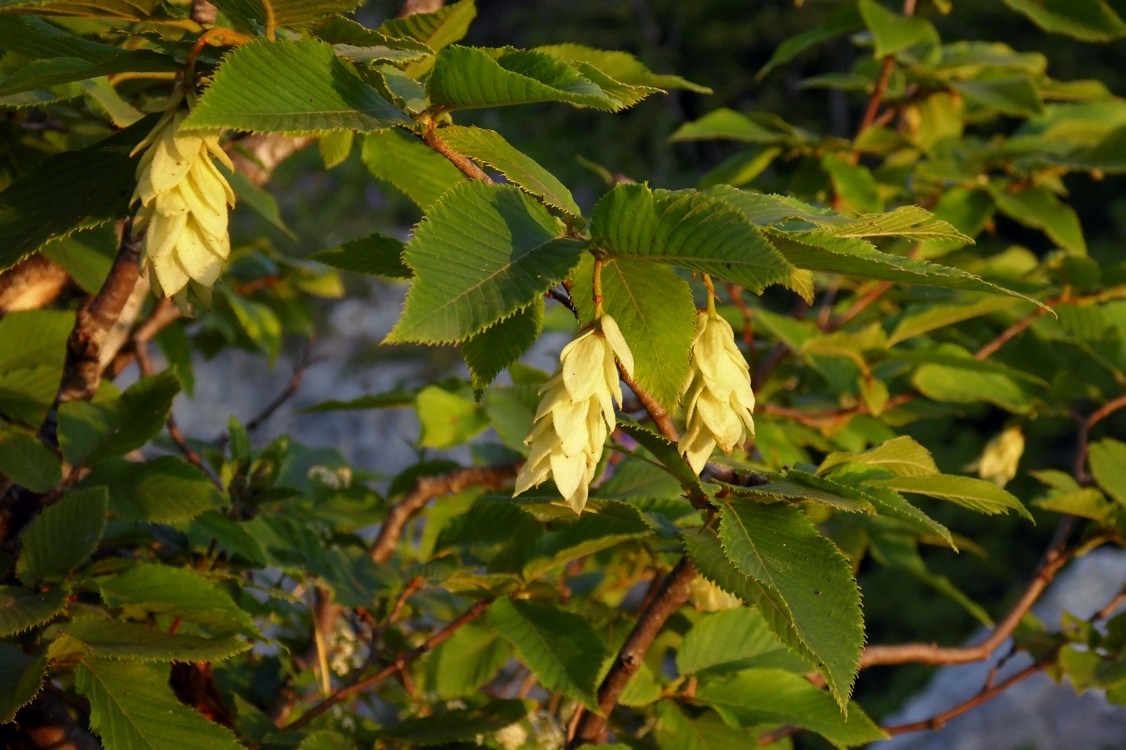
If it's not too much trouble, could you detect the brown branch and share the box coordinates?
[0,256,72,315]
[398,0,443,16]
[1075,391,1126,483]
[568,556,697,748]
[227,135,315,187]
[855,0,916,144]
[282,598,492,732]
[371,464,519,564]
[827,280,893,331]
[214,339,320,446]
[859,522,1077,670]
[422,123,493,183]
[39,222,142,450]
[619,369,679,443]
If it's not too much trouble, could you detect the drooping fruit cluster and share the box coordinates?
[514,314,634,514]
[678,310,756,474]
[131,97,234,307]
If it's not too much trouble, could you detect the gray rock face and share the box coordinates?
[880,550,1126,750]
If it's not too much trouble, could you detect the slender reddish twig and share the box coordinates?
[422,121,493,183]
[370,464,519,563]
[282,598,492,731]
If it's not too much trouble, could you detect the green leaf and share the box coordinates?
[616,417,707,504]
[858,0,938,57]
[828,205,973,243]
[0,17,176,96]
[758,7,862,80]
[670,109,811,145]
[18,487,107,586]
[536,44,710,94]
[428,46,659,112]
[377,0,476,51]
[657,701,764,750]
[40,227,117,293]
[98,564,256,635]
[0,117,151,273]
[524,501,653,578]
[462,300,544,392]
[424,621,511,699]
[76,659,243,750]
[874,475,1033,520]
[910,345,1042,413]
[81,456,225,524]
[226,170,296,240]
[1001,0,1126,42]
[0,587,67,637]
[724,473,875,514]
[296,731,352,750]
[219,289,283,362]
[821,154,880,212]
[887,296,1017,346]
[953,77,1042,117]
[378,699,529,745]
[869,534,992,627]
[487,596,607,709]
[56,618,248,662]
[718,502,862,710]
[211,0,363,29]
[682,529,821,672]
[361,129,465,210]
[318,129,354,169]
[0,430,61,492]
[415,385,490,448]
[0,643,46,723]
[819,436,939,478]
[571,255,697,409]
[0,310,72,426]
[1086,440,1126,507]
[591,183,793,293]
[762,229,1032,302]
[678,607,810,676]
[58,371,180,467]
[694,669,888,747]
[310,231,411,280]
[182,40,409,135]
[991,185,1086,254]
[816,466,954,547]
[438,125,582,218]
[387,181,585,344]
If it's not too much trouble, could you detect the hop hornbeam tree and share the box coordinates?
[0,0,1125,748]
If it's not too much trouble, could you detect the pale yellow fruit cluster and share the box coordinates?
[131,107,235,304]
[678,311,756,474]
[514,315,634,514]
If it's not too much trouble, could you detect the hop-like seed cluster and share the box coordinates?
[131,105,235,305]
[514,315,634,514]
[678,311,756,474]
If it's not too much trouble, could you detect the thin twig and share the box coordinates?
[619,369,679,443]
[422,122,493,183]
[568,557,697,747]
[371,464,519,564]
[1074,392,1126,483]
[214,339,321,446]
[282,598,492,732]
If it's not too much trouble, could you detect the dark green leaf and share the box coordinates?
[77,659,243,750]
[1000,0,1126,42]
[616,417,707,504]
[182,40,409,134]
[361,129,465,210]
[0,643,46,723]
[758,7,862,79]
[310,231,411,279]
[0,117,151,273]
[56,618,248,662]
[591,183,793,293]
[82,456,225,524]
[424,621,511,699]
[487,596,607,709]
[695,668,887,746]
[58,371,180,467]
[536,44,709,94]
[18,487,107,586]
[858,0,938,57]
[0,430,61,492]
[438,125,582,218]
[378,699,529,745]
[678,607,809,676]
[524,500,653,578]
[0,587,68,637]
[718,502,862,710]
[462,300,544,392]
[377,0,476,50]
[387,181,584,344]
[991,185,1086,254]
[211,0,363,29]
[98,564,256,635]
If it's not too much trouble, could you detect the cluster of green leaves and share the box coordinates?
[1,1,1125,749]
